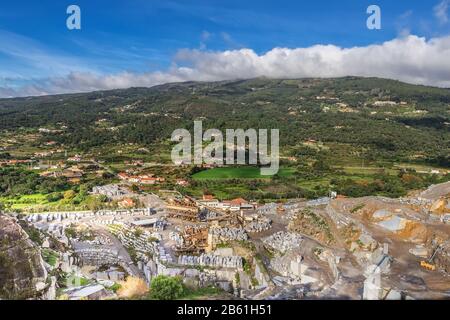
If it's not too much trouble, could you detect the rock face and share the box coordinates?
[0,214,48,299]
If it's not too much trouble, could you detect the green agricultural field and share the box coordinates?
[338,166,398,175]
[0,191,112,213]
[0,193,49,207]
[0,193,62,211]
[192,166,295,180]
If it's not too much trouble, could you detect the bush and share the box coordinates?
[63,190,76,200]
[46,192,63,202]
[149,275,185,300]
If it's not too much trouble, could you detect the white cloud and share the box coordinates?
[434,0,450,24]
[2,34,450,98]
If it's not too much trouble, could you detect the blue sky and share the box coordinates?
[0,1,449,96]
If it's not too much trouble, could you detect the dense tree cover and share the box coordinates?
[0,168,69,197]
[331,172,448,198]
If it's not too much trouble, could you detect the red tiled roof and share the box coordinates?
[230,198,248,205]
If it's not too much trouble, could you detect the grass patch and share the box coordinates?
[41,248,59,267]
[181,286,224,300]
[192,166,295,180]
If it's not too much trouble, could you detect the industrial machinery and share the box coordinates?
[420,244,442,271]
[420,261,436,271]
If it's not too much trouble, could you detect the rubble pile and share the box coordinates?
[245,220,272,233]
[108,224,161,262]
[198,271,218,285]
[82,235,113,246]
[263,232,303,253]
[75,247,121,266]
[257,203,278,215]
[209,227,248,241]
[178,254,243,270]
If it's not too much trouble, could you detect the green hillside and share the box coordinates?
[0,77,449,203]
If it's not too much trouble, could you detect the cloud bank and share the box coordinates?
[2,34,450,98]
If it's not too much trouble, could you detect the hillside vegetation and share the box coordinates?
[0,77,449,202]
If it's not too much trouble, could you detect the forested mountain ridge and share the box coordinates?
[0,77,449,166]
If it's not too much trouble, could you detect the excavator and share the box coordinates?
[420,244,442,271]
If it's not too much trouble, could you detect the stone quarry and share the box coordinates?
[2,180,449,301]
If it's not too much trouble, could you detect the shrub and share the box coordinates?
[63,190,76,200]
[149,275,185,300]
[46,192,63,202]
